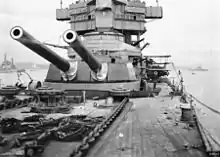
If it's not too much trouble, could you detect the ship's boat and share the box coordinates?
[0,0,218,157]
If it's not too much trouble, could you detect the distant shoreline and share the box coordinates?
[15,62,49,69]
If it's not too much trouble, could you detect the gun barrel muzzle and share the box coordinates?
[10,26,70,72]
[63,29,101,73]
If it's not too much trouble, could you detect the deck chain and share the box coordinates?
[70,97,128,157]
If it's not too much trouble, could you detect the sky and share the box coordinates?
[0,0,220,67]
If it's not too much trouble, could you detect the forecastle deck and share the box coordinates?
[86,84,207,157]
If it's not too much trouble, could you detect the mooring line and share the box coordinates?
[187,93,220,116]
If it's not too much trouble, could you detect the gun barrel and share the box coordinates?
[63,29,101,73]
[10,26,70,72]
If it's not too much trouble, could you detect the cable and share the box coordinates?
[189,93,220,116]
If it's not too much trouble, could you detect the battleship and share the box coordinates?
[0,53,17,73]
[0,0,219,157]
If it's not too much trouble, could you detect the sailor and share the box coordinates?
[153,71,158,89]
[153,81,157,90]
[180,76,184,94]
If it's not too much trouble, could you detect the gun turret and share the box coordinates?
[63,29,108,81]
[10,26,77,80]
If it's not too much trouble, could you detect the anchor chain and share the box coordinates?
[70,97,129,157]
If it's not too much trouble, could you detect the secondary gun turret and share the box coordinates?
[63,29,108,81]
[10,26,77,81]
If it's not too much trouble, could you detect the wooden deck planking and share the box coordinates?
[87,85,208,157]
[158,96,207,157]
[143,100,189,157]
[86,102,134,157]
[160,98,206,157]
